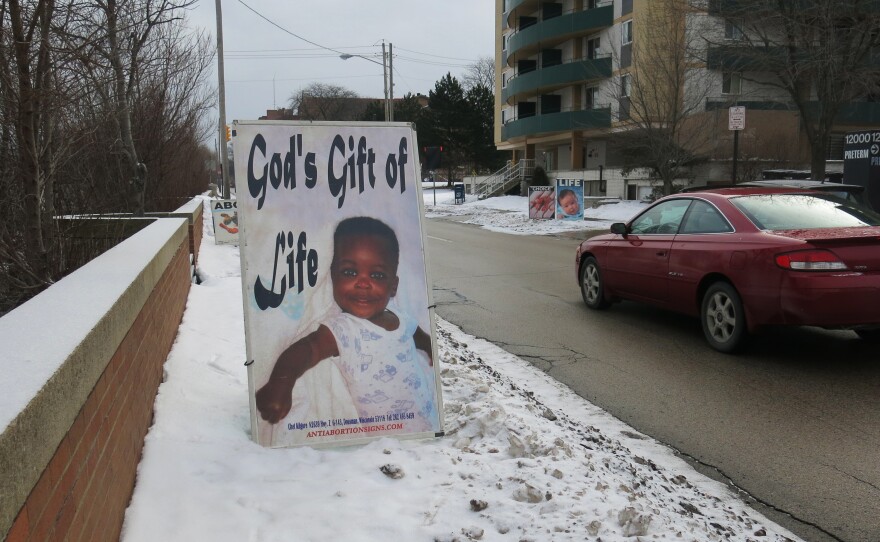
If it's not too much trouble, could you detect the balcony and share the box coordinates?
[506,5,613,66]
[707,0,879,17]
[504,0,540,15]
[707,0,763,16]
[837,101,880,124]
[707,45,783,71]
[502,56,611,104]
[502,107,611,140]
[705,97,880,124]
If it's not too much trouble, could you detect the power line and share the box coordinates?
[393,55,472,68]
[232,1,480,67]
[234,0,348,56]
[226,74,379,84]
[393,46,482,62]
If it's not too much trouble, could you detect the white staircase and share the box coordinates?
[473,159,535,199]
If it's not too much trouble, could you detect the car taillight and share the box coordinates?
[774,249,848,271]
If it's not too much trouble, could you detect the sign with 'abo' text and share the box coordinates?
[210,199,239,245]
[232,121,444,449]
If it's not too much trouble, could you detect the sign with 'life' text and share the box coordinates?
[555,179,584,220]
[232,121,444,449]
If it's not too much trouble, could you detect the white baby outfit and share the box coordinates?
[324,307,437,432]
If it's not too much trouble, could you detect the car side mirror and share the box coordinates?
[610,222,627,235]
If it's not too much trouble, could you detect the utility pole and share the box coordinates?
[215,0,230,198]
[388,43,394,122]
[382,41,389,121]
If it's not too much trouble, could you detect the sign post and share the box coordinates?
[729,106,745,183]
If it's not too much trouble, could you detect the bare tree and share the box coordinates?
[608,0,716,195]
[288,82,364,121]
[712,0,880,180]
[462,56,495,93]
[61,0,197,215]
[0,1,212,314]
[131,21,214,209]
[2,0,65,288]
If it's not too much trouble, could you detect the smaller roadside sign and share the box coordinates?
[729,106,745,131]
[210,199,239,245]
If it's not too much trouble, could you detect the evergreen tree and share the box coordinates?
[421,74,469,182]
[464,84,505,173]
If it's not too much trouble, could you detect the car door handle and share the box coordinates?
[656,251,667,257]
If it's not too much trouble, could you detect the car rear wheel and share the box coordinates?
[701,282,746,353]
[580,256,610,310]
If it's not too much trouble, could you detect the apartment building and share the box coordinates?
[495,0,880,198]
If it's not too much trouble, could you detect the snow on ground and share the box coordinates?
[120,191,801,542]
[423,187,648,235]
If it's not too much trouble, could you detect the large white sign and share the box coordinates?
[232,121,444,448]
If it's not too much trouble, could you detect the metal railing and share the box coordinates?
[474,159,535,199]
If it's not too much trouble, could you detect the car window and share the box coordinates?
[630,199,692,234]
[679,200,733,234]
[821,190,865,206]
[731,193,880,230]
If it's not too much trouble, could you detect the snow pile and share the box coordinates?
[425,194,647,236]
[427,321,797,541]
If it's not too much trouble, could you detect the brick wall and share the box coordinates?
[5,241,190,542]
[0,207,203,542]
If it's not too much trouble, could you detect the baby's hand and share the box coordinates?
[255,378,294,424]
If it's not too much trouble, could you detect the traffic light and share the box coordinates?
[225,125,231,142]
[424,146,443,170]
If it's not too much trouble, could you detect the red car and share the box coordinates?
[575,187,880,352]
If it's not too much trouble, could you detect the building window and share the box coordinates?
[587,37,601,59]
[586,86,600,109]
[622,20,633,45]
[621,74,631,97]
[725,19,743,41]
[541,94,562,114]
[518,101,536,118]
[722,72,742,95]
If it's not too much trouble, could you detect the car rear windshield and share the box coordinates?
[730,193,880,230]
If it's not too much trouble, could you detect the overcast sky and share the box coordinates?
[187,1,495,123]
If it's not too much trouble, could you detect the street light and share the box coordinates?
[339,44,393,122]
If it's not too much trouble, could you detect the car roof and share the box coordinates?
[742,179,865,192]
[672,186,816,199]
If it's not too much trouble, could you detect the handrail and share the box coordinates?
[474,159,535,198]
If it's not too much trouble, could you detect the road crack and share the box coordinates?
[675,451,846,542]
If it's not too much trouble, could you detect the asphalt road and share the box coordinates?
[425,217,880,542]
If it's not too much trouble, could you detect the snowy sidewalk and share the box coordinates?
[119,196,801,542]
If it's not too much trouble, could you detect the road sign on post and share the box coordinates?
[729,106,745,182]
[728,106,745,131]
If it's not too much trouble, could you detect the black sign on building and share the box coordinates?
[842,130,880,211]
